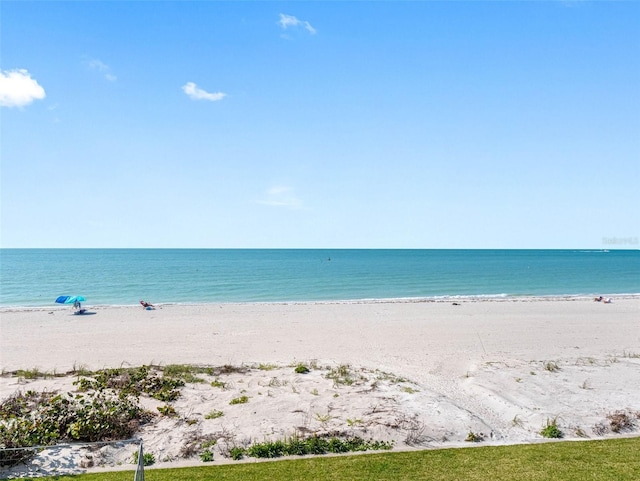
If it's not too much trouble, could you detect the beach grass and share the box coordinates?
[38,437,640,481]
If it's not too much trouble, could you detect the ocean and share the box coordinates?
[1,249,638,308]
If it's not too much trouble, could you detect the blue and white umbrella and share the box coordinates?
[55,295,86,305]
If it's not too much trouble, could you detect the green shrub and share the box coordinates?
[157,405,177,417]
[284,436,309,456]
[210,379,226,389]
[229,446,245,460]
[248,440,286,458]
[541,418,563,438]
[132,450,156,466]
[294,364,310,374]
[199,449,214,462]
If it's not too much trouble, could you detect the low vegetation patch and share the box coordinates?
[179,433,221,459]
[218,364,248,375]
[326,364,367,387]
[205,409,224,420]
[229,396,249,405]
[157,404,177,417]
[14,368,54,380]
[401,386,419,394]
[258,363,278,371]
[230,434,393,460]
[0,389,151,467]
[74,365,185,402]
[162,364,214,383]
[465,431,485,442]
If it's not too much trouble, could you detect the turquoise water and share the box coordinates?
[1,249,638,307]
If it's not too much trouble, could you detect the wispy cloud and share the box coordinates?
[0,69,46,108]
[258,186,303,209]
[47,103,61,123]
[85,58,117,82]
[182,82,226,102]
[278,13,316,35]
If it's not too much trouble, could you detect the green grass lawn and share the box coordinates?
[39,437,640,481]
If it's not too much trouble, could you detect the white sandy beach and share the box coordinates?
[1,297,639,475]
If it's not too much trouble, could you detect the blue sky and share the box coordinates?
[1,1,638,248]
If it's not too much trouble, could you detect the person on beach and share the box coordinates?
[72,299,86,315]
[594,296,613,304]
[140,300,155,309]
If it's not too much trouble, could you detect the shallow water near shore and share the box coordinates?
[1,249,638,307]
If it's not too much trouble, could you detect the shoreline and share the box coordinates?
[3,297,639,374]
[2,292,639,312]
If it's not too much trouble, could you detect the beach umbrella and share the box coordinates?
[55,295,86,304]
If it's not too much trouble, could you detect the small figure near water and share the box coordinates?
[73,300,86,315]
[594,296,613,304]
[140,300,155,310]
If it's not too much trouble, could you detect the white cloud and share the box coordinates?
[0,69,46,108]
[258,186,303,209]
[182,82,226,102]
[86,58,117,82]
[278,14,316,35]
